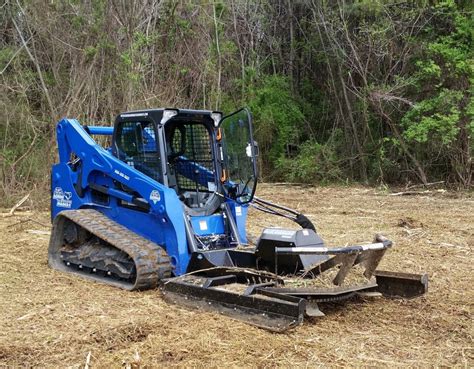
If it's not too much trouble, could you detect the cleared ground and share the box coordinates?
[1,185,473,367]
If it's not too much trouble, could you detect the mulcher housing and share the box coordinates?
[49,107,428,331]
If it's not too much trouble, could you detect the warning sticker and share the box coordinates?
[235,206,242,216]
[199,220,208,231]
[263,228,296,237]
[207,182,217,192]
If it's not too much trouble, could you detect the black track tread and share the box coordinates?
[49,209,171,290]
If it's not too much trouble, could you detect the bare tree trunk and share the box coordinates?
[339,68,368,183]
[11,15,56,120]
[288,0,295,91]
[453,95,473,187]
[213,3,222,110]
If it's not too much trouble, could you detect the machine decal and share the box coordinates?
[53,187,72,208]
[114,169,130,181]
[199,220,208,231]
[149,190,161,204]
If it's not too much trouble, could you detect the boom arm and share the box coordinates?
[56,119,170,208]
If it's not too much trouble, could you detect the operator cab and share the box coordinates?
[112,108,258,216]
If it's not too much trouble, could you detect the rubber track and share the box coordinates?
[49,209,171,290]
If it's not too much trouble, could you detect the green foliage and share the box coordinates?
[0,47,14,68]
[72,15,85,29]
[84,46,97,60]
[370,140,402,183]
[120,51,132,67]
[245,76,305,167]
[395,0,473,183]
[276,138,343,183]
[402,89,462,145]
[415,60,442,80]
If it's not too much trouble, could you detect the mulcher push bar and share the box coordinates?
[275,240,392,256]
[274,241,392,283]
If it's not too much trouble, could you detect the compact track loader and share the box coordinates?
[49,108,428,331]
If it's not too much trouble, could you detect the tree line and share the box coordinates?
[1,0,472,204]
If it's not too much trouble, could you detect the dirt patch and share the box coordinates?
[0,185,473,367]
[397,217,424,229]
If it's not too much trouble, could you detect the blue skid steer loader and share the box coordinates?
[49,107,428,331]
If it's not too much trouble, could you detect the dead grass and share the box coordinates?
[0,184,473,367]
[283,264,375,288]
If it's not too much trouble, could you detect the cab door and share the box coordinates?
[218,108,258,203]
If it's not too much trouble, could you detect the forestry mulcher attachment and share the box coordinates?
[49,108,428,331]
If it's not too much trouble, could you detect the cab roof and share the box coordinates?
[116,108,221,124]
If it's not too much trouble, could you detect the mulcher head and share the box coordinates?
[161,231,428,331]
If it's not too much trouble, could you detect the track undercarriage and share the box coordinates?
[48,209,171,290]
